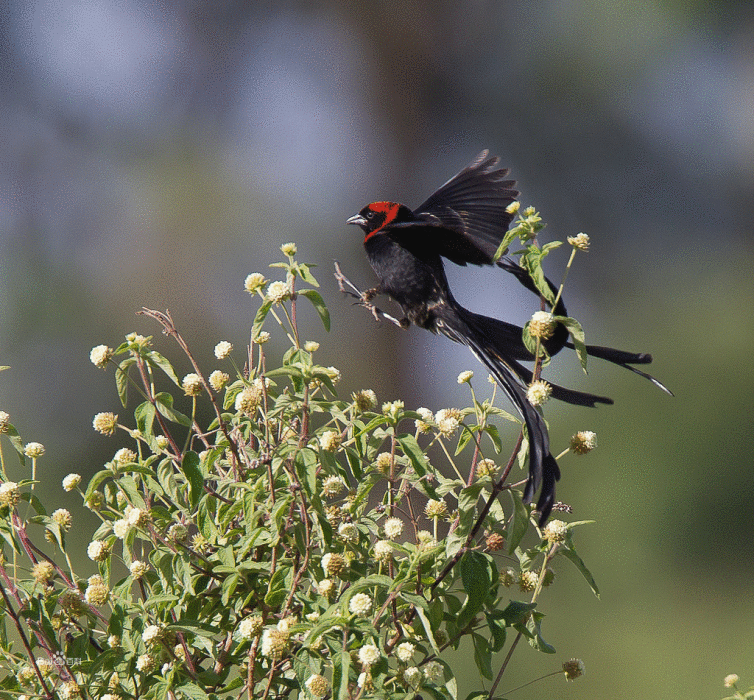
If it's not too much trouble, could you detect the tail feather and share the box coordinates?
[567,342,675,396]
[436,306,559,525]
[499,258,672,396]
[504,356,614,407]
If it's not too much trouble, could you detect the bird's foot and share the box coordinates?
[333,262,407,329]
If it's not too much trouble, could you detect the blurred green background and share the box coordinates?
[1,1,752,698]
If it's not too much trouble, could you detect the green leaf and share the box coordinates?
[153,679,171,700]
[397,434,429,478]
[116,475,143,506]
[446,484,483,558]
[333,650,351,700]
[525,610,556,653]
[492,226,520,262]
[252,298,273,340]
[264,565,291,608]
[22,493,47,516]
[472,632,493,680]
[0,525,21,554]
[168,619,222,638]
[540,240,563,255]
[134,401,156,440]
[78,648,122,675]
[298,288,330,331]
[294,448,318,499]
[397,591,429,610]
[146,350,181,386]
[458,482,484,513]
[495,600,536,626]
[343,445,363,481]
[457,551,493,630]
[560,545,600,598]
[507,490,530,554]
[455,424,476,455]
[175,682,210,700]
[3,424,26,461]
[154,392,191,426]
[115,357,136,407]
[350,414,388,441]
[84,469,112,501]
[143,593,181,608]
[182,451,204,508]
[519,246,556,305]
[554,315,588,372]
[221,573,240,606]
[416,606,441,655]
[483,424,502,453]
[265,365,304,381]
[296,262,320,288]
[485,612,507,652]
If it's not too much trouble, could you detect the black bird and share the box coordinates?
[346,150,671,524]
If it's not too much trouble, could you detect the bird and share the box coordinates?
[345,150,671,524]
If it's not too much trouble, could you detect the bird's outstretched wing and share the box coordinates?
[387,150,519,266]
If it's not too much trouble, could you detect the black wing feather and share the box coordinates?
[407,150,519,266]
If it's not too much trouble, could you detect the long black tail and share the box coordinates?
[566,342,673,396]
[434,304,560,525]
[495,258,673,397]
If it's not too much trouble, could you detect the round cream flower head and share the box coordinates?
[305,674,329,698]
[528,311,556,340]
[266,280,290,304]
[244,273,267,294]
[349,592,372,617]
[214,341,233,359]
[93,412,118,435]
[527,380,552,406]
[384,517,403,540]
[90,344,113,368]
[570,430,597,454]
[396,641,415,662]
[24,442,45,458]
[87,540,110,562]
[542,519,568,543]
[567,232,590,251]
[358,643,380,668]
[182,373,203,396]
[62,473,82,491]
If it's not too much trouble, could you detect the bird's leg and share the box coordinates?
[333,262,407,328]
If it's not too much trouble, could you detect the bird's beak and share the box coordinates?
[346,214,367,227]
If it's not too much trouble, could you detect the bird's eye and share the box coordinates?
[366,211,374,219]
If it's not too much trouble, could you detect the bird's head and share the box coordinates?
[346,201,413,239]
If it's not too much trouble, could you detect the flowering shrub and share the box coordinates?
[0,238,597,699]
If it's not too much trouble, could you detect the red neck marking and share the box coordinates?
[364,201,401,242]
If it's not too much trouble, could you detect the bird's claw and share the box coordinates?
[333,262,406,329]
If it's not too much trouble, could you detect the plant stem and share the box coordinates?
[488,631,522,698]
[552,247,577,312]
[502,670,562,695]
